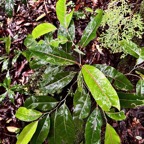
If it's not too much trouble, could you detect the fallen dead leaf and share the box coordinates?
[6,126,20,133]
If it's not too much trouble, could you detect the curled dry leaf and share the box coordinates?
[6,126,20,133]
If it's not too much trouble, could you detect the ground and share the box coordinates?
[0,0,144,143]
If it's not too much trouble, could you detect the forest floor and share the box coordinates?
[0,0,144,144]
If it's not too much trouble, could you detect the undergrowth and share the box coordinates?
[99,0,144,54]
[0,0,144,144]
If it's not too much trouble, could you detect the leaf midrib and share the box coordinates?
[81,21,97,48]
[83,66,110,103]
[31,50,79,65]
[17,112,41,118]
[46,72,75,88]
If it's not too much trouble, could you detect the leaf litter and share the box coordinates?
[0,0,144,143]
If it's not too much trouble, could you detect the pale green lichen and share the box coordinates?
[140,0,144,20]
[99,0,144,54]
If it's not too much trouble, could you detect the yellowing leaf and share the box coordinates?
[32,23,57,39]
[16,121,38,144]
[36,13,46,21]
[56,0,66,28]
[15,107,42,122]
[31,115,50,144]
[82,65,120,111]
[105,123,121,144]
[56,0,73,28]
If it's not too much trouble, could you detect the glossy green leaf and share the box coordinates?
[44,72,76,94]
[24,35,38,50]
[136,79,144,97]
[29,59,47,69]
[56,0,73,28]
[118,92,144,108]
[5,0,14,17]
[73,118,84,143]
[85,108,103,144]
[137,48,144,64]
[24,35,76,66]
[24,96,58,111]
[58,35,68,44]
[49,40,60,47]
[95,64,133,91]
[79,10,103,47]
[4,71,11,88]
[73,71,91,119]
[105,123,121,144]
[106,110,126,121]
[15,107,42,122]
[49,36,68,47]
[16,121,38,144]
[32,23,57,39]
[56,0,66,28]
[119,40,140,58]
[39,70,76,94]
[41,65,63,84]
[39,66,76,94]
[77,71,84,91]
[66,10,74,28]
[82,65,120,111]
[31,115,50,144]
[73,89,91,119]
[48,103,75,144]
[23,35,48,69]
[5,35,11,54]
[58,20,75,41]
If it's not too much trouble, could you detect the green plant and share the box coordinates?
[0,0,26,17]
[140,0,144,20]
[15,0,144,143]
[99,0,144,54]
[0,36,23,102]
[0,70,25,102]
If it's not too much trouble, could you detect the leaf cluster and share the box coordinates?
[0,36,24,102]
[11,0,144,143]
[99,0,144,54]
